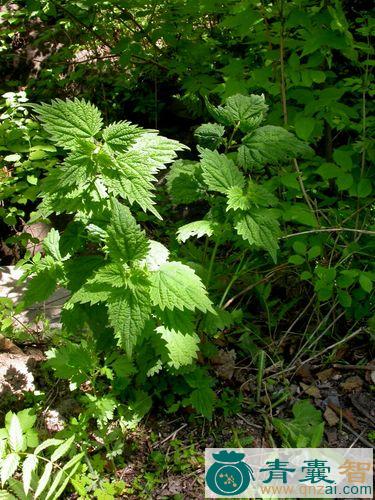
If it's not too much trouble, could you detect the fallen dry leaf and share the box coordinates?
[317,368,334,382]
[300,383,321,398]
[340,375,363,392]
[324,407,339,426]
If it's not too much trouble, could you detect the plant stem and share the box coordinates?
[256,350,266,403]
[205,239,220,288]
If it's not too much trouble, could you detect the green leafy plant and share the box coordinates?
[20,98,215,420]
[168,93,313,274]
[0,409,83,499]
[272,400,324,447]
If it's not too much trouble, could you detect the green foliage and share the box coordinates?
[272,400,325,448]
[0,92,57,227]
[169,93,311,262]
[21,98,213,420]
[0,410,83,499]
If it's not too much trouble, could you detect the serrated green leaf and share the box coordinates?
[22,269,58,307]
[1,454,20,486]
[33,99,102,149]
[240,125,312,169]
[66,281,112,307]
[177,220,215,242]
[8,415,23,453]
[50,435,75,463]
[235,211,280,262]
[157,326,199,368]
[102,151,159,216]
[166,160,202,204]
[226,185,250,211]
[150,261,213,313]
[34,461,52,498]
[189,387,215,419]
[199,148,245,193]
[87,264,126,287]
[102,121,143,153]
[106,198,149,262]
[43,229,61,261]
[206,94,268,132]
[22,454,38,495]
[194,123,225,149]
[247,180,278,207]
[108,288,151,356]
[130,132,187,173]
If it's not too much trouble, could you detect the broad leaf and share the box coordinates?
[235,211,280,261]
[239,125,312,169]
[102,121,143,153]
[1,454,20,486]
[189,387,215,419]
[33,99,102,149]
[108,288,151,356]
[177,220,215,242]
[206,94,268,132]
[157,326,199,369]
[199,148,245,193]
[150,261,214,313]
[106,198,150,262]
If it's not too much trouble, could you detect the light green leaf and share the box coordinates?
[157,326,199,369]
[33,98,103,149]
[130,132,187,173]
[150,261,214,313]
[142,240,170,271]
[226,186,249,211]
[34,462,52,498]
[102,121,143,153]
[199,148,245,193]
[1,454,20,486]
[34,439,63,456]
[177,220,215,242]
[50,435,75,462]
[8,416,23,453]
[43,229,61,261]
[22,454,38,495]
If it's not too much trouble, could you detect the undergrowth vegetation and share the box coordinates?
[0,0,374,498]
